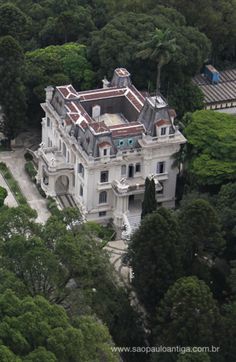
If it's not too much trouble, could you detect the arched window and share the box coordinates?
[99,191,107,204]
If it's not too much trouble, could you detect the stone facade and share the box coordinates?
[36,68,186,228]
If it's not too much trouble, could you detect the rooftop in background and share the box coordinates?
[193,67,236,113]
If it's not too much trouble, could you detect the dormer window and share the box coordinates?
[161,127,167,136]
[98,141,111,157]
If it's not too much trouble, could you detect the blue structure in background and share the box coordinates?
[204,64,220,84]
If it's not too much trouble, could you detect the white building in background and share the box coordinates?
[36,68,186,230]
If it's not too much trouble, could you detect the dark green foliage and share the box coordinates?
[0,290,118,361]
[221,301,236,361]
[0,206,145,359]
[25,161,37,182]
[137,27,178,91]
[141,177,157,219]
[39,7,95,46]
[177,352,210,362]
[179,199,225,263]
[0,36,26,141]
[0,3,30,41]
[25,43,94,124]
[130,208,183,313]
[0,186,7,207]
[153,276,220,361]
[184,110,236,187]
[216,182,236,260]
[168,79,204,118]
[24,152,33,161]
[46,196,59,216]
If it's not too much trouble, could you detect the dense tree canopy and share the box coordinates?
[153,276,220,361]
[0,290,118,361]
[129,208,183,313]
[0,35,26,142]
[25,43,95,123]
[184,110,236,187]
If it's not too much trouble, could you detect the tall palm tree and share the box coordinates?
[137,28,178,93]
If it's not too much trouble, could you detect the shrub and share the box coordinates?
[25,161,37,182]
[24,151,33,161]
[36,183,46,198]
[0,186,7,207]
[46,196,60,215]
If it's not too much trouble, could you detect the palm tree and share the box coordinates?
[137,28,178,93]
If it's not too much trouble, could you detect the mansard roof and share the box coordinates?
[48,68,177,157]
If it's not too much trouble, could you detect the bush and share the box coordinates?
[24,151,33,161]
[25,161,37,182]
[36,183,46,198]
[0,186,7,207]
[46,196,60,215]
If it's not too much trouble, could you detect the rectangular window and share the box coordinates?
[103,149,107,156]
[78,163,84,177]
[161,127,167,136]
[47,117,50,127]
[157,161,165,174]
[99,211,107,217]
[135,163,141,173]
[100,171,108,183]
[63,143,66,157]
[80,185,83,196]
[121,165,126,176]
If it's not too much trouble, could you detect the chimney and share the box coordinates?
[110,68,132,87]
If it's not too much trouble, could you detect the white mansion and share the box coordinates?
[36,68,186,230]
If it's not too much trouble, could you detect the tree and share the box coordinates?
[168,78,204,118]
[179,199,225,267]
[0,3,30,41]
[0,186,7,207]
[141,177,157,219]
[221,301,236,361]
[0,36,27,143]
[137,27,178,91]
[129,208,183,313]
[0,206,146,357]
[0,290,118,361]
[177,352,210,362]
[39,7,95,46]
[153,277,220,361]
[216,182,236,260]
[184,110,236,187]
[25,43,95,125]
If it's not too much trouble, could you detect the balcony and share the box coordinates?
[97,181,112,191]
[37,146,74,172]
[112,176,163,195]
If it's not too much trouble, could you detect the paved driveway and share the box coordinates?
[0,149,50,223]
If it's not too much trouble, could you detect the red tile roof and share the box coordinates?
[155,119,170,126]
[98,141,111,148]
[110,123,144,138]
